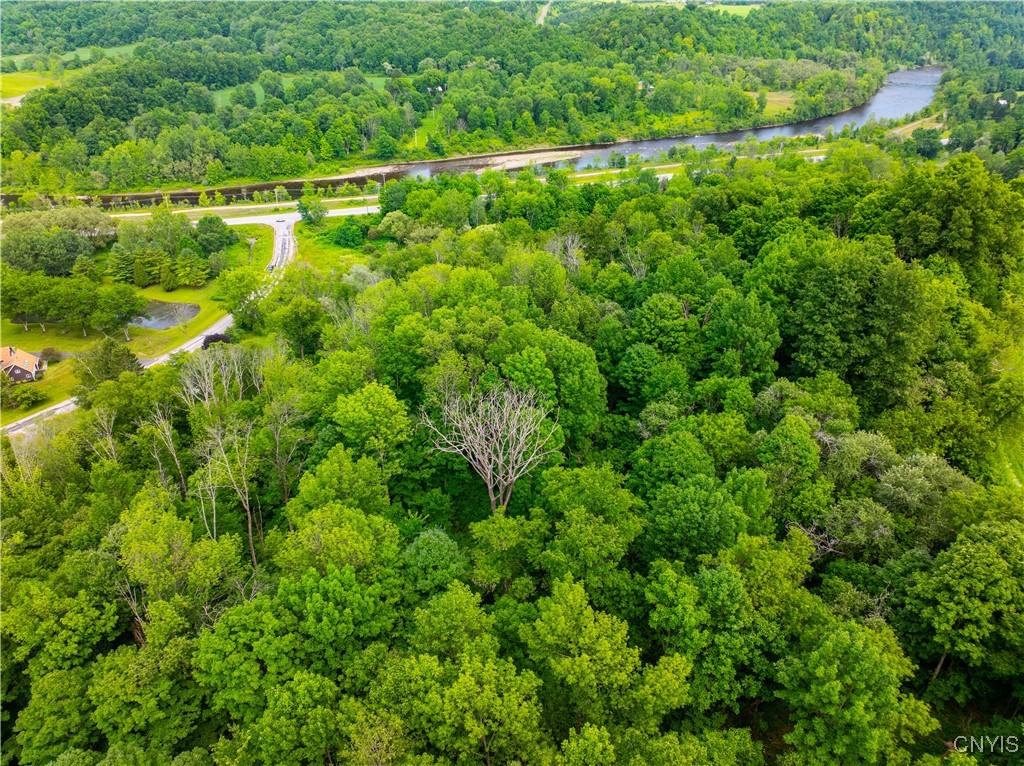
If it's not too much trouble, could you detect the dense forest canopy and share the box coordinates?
[2,3,1024,766]
[3,150,1024,764]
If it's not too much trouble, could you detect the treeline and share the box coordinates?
[939,50,1024,181]
[106,209,238,290]
[7,2,1023,194]
[1,208,241,341]
[2,207,115,275]
[0,271,147,339]
[3,142,1022,765]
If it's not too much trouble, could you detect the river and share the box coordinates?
[569,66,944,168]
[12,67,941,209]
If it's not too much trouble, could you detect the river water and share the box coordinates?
[27,67,940,209]
[570,66,944,168]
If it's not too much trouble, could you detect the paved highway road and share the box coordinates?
[2,204,379,436]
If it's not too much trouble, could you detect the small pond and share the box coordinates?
[131,300,201,330]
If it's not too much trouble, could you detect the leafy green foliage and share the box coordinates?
[3,5,1024,764]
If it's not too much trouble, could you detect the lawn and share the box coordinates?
[212,81,268,108]
[714,4,759,17]
[294,222,370,271]
[406,111,440,150]
[3,44,137,102]
[890,114,945,138]
[366,75,388,92]
[1,71,59,99]
[762,91,796,119]
[986,345,1024,486]
[0,224,273,425]
[991,435,1024,487]
[129,224,273,358]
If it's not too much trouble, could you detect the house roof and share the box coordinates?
[1,346,43,372]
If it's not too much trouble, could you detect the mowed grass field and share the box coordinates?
[1,71,58,99]
[130,224,273,359]
[890,114,945,138]
[3,44,137,102]
[0,358,78,427]
[987,345,1024,486]
[715,4,760,17]
[762,91,796,118]
[0,225,273,425]
[212,72,385,108]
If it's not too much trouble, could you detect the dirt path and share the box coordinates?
[537,1,552,25]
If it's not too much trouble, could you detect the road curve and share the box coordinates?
[1,205,380,436]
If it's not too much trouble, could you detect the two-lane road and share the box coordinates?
[2,204,379,436]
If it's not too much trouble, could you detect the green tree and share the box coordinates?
[333,382,413,476]
[240,672,347,766]
[271,295,325,358]
[87,626,202,751]
[910,127,942,159]
[373,131,399,160]
[437,653,551,766]
[193,595,300,723]
[297,195,327,226]
[520,577,689,735]
[907,521,1024,682]
[90,284,148,341]
[72,337,142,393]
[775,621,936,766]
[15,668,98,765]
[194,215,238,255]
[213,267,265,331]
[174,250,210,288]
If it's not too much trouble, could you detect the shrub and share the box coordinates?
[9,384,47,409]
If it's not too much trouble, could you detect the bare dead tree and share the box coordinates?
[701,295,717,328]
[545,232,585,276]
[116,574,148,647]
[179,349,220,414]
[178,344,267,416]
[202,417,261,567]
[624,247,648,280]
[421,383,559,512]
[343,264,384,292]
[90,407,118,463]
[788,520,845,561]
[1,418,63,486]
[146,405,188,496]
[193,452,221,541]
[262,391,308,504]
[867,583,893,619]
[323,297,373,346]
[813,429,841,458]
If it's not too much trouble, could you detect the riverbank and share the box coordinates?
[0,67,942,210]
